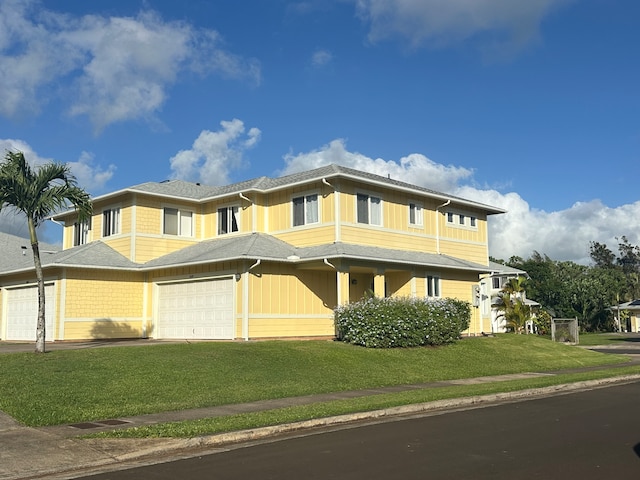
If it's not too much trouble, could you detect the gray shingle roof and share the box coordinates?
[0,232,491,275]
[143,233,297,268]
[0,232,60,274]
[85,164,504,215]
[488,261,528,277]
[143,233,490,273]
[296,242,491,272]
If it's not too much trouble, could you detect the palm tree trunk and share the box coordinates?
[28,218,46,354]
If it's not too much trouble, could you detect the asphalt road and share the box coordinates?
[81,381,640,480]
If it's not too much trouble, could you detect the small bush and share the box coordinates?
[335,296,471,348]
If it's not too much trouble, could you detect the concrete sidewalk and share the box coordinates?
[1,348,640,480]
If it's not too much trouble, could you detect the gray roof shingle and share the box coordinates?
[88,164,504,214]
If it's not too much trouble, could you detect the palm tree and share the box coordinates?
[0,151,92,353]
[495,276,532,333]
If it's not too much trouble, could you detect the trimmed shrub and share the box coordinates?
[335,296,471,348]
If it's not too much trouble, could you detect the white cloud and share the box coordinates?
[0,139,114,238]
[67,152,116,193]
[281,139,640,264]
[282,139,473,193]
[354,0,572,54]
[311,49,333,67]
[0,139,114,194]
[0,0,260,132]
[169,119,261,185]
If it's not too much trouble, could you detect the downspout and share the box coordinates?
[322,178,340,242]
[242,259,261,341]
[324,258,344,307]
[435,199,450,255]
[239,192,256,232]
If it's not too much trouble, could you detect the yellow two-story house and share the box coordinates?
[0,164,504,342]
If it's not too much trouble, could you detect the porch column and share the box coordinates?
[337,270,350,306]
[373,269,385,297]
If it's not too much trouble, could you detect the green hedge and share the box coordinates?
[335,296,471,348]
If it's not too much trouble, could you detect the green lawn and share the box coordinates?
[0,335,631,428]
[578,332,640,346]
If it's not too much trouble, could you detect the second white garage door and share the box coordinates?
[156,278,235,339]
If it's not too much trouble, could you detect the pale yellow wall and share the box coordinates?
[441,270,484,335]
[341,225,438,253]
[133,237,199,264]
[267,181,334,233]
[246,263,336,338]
[248,317,335,338]
[201,197,253,239]
[248,264,336,315]
[63,269,145,340]
[387,271,413,297]
[274,226,336,247]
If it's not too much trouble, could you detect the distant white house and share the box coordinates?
[480,261,540,333]
[610,300,640,332]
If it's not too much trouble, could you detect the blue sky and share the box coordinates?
[1,0,639,264]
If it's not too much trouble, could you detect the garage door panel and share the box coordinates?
[5,285,55,341]
[156,278,234,340]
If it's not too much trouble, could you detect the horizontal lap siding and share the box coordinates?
[341,225,437,253]
[274,226,336,247]
[134,236,199,263]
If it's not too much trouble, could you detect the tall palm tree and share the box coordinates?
[0,151,92,353]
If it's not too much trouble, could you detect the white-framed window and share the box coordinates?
[292,193,319,227]
[492,276,502,289]
[427,275,441,298]
[356,193,382,226]
[73,219,91,246]
[218,206,240,235]
[409,202,423,226]
[102,208,120,237]
[446,210,478,229]
[163,208,193,237]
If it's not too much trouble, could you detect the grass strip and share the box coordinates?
[91,365,640,439]
[1,335,628,427]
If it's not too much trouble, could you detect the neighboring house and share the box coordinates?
[0,164,505,342]
[480,261,540,333]
[610,300,640,332]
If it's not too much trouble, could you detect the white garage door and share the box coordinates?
[5,284,55,341]
[156,278,234,339]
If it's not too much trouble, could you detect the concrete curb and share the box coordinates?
[10,374,640,480]
[190,373,640,449]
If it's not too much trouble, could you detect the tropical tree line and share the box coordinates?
[492,236,640,332]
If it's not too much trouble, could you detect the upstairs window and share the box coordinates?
[218,206,239,235]
[409,202,423,226]
[427,275,441,298]
[357,193,382,226]
[446,210,478,229]
[73,219,91,246]
[163,208,193,237]
[102,208,120,237]
[293,194,319,226]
